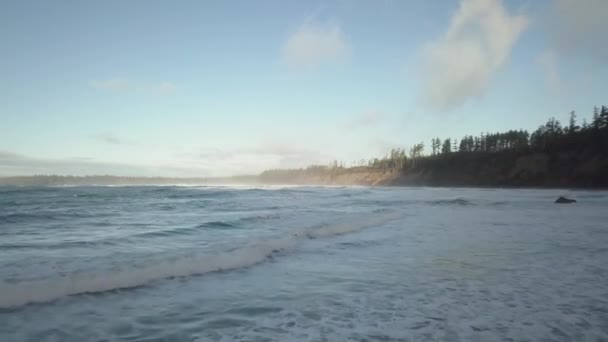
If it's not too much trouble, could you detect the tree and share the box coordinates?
[600,106,608,129]
[568,111,579,134]
[441,139,452,154]
[593,106,601,130]
[459,137,468,152]
[433,138,441,155]
[409,142,424,168]
[431,138,438,155]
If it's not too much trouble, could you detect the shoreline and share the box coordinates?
[1,177,607,191]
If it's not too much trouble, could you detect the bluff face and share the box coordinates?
[260,114,608,188]
[389,150,608,188]
[259,150,608,188]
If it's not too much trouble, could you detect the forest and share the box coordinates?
[261,106,608,187]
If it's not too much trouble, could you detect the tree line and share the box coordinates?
[354,105,608,173]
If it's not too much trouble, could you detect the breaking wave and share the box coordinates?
[0,211,401,309]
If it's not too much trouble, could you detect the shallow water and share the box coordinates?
[1,185,607,341]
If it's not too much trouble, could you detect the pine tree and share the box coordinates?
[593,106,601,129]
[442,139,451,154]
[568,110,579,134]
[600,105,608,129]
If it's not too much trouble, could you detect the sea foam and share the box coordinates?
[0,211,400,308]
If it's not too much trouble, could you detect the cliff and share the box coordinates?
[259,150,608,188]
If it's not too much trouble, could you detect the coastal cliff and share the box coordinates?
[259,150,608,188]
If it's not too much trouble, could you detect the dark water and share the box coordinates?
[1,185,607,341]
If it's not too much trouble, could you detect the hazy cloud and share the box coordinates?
[94,133,131,145]
[419,0,528,110]
[155,81,177,95]
[90,78,132,92]
[0,150,220,178]
[0,151,150,177]
[343,111,386,130]
[90,79,177,94]
[370,138,402,156]
[184,143,333,175]
[537,50,561,92]
[245,143,331,167]
[282,20,348,69]
[547,0,608,61]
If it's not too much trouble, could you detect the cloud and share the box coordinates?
[155,81,177,95]
[90,78,132,92]
[342,111,386,130]
[370,138,402,156]
[181,143,333,176]
[419,0,528,110]
[94,133,131,145]
[1,142,332,178]
[282,20,348,69]
[547,0,608,61]
[90,79,177,94]
[537,50,561,92]
[245,143,331,167]
[0,150,151,177]
[0,150,218,178]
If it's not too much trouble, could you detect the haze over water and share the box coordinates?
[1,185,607,341]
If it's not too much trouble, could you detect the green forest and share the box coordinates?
[364,106,608,171]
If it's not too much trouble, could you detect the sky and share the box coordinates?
[1,0,607,177]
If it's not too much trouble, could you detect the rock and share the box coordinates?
[555,196,576,204]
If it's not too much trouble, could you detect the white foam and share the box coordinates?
[0,211,401,308]
[0,237,297,308]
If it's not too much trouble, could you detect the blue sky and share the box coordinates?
[1,0,607,176]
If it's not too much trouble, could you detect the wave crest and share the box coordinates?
[0,211,401,309]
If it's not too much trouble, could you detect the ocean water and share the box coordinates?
[1,186,607,342]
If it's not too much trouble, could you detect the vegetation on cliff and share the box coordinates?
[261,106,608,187]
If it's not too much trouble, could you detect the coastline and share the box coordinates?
[1,173,607,190]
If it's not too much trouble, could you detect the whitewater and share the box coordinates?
[1,185,607,341]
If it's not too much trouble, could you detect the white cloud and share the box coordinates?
[282,20,348,69]
[419,0,528,110]
[537,50,561,92]
[90,78,177,95]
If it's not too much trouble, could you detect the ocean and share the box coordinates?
[0,185,607,341]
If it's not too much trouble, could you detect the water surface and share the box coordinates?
[1,186,607,341]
